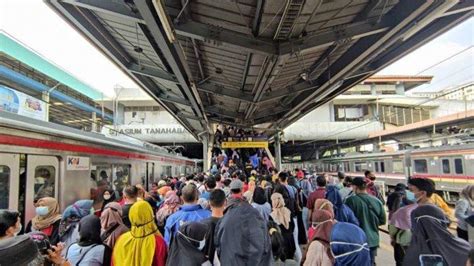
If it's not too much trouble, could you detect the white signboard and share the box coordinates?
[102,124,198,143]
[0,85,47,121]
[66,156,90,171]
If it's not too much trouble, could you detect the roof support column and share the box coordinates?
[274,132,282,171]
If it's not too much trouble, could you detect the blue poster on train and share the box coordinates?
[0,85,47,121]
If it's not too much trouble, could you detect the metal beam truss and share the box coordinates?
[58,0,396,56]
[47,0,201,137]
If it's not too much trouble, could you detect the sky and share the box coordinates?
[0,0,473,97]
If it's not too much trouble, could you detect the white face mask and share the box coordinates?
[178,230,206,250]
[330,241,369,259]
[35,206,49,217]
[103,194,111,201]
[311,219,332,229]
[415,215,448,224]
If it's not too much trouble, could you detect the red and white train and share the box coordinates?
[0,111,199,224]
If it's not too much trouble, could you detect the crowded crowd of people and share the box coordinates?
[1,168,473,266]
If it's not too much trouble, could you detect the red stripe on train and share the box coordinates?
[328,171,474,180]
[0,134,191,164]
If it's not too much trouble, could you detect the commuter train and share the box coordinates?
[283,144,474,202]
[0,111,199,225]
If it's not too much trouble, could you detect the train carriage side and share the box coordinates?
[409,144,474,201]
[0,112,196,224]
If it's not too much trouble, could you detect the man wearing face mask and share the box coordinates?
[25,197,62,245]
[407,178,455,222]
[0,210,22,239]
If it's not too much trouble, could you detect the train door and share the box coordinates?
[25,155,59,225]
[0,153,20,210]
[146,162,155,190]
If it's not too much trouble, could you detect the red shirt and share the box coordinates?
[153,235,167,266]
[306,187,326,210]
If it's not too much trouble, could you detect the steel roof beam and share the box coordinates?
[278,0,435,127]
[48,1,200,136]
[205,106,245,120]
[352,0,381,22]
[252,0,265,37]
[279,19,391,55]
[440,0,474,17]
[127,63,177,83]
[370,10,474,72]
[198,82,254,103]
[134,0,205,121]
[59,0,144,23]
[174,20,277,56]
[176,111,200,120]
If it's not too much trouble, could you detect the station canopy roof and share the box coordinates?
[45,0,473,139]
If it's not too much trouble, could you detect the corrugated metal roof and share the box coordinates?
[44,0,474,137]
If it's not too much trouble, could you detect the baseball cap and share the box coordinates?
[230,179,243,190]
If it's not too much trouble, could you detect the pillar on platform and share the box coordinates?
[202,135,210,172]
[274,133,282,171]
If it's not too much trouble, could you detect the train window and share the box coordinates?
[380,162,385,173]
[34,166,56,200]
[454,159,464,174]
[343,162,350,172]
[0,166,10,209]
[393,160,403,173]
[354,162,367,172]
[442,159,450,174]
[414,159,428,173]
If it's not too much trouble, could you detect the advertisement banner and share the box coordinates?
[221,141,269,149]
[66,156,90,171]
[0,85,47,121]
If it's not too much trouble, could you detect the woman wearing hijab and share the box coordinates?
[65,214,111,265]
[26,197,62,245]
[303,209,336,266]
[388,188,417,266]
[59,199,93,256]
[167,222,208,265]
[455,185,474,241]
[100,189,116,210]
[330,222,371,266]
[308,199,334,239]
[156,191,181,235]
[404,204,471,266]
[270,193,296,261]
[325,185,359,225]
[113,201,167,266]
[100,202,129,249]
[243,180,256,203]
[252,187,272,222]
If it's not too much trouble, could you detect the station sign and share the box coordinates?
[102,124,198,143]
[66,156,90,171]
[221,141,269,149]
[0,85,47,121]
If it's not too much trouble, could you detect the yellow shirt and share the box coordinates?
[430,193,455,221]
